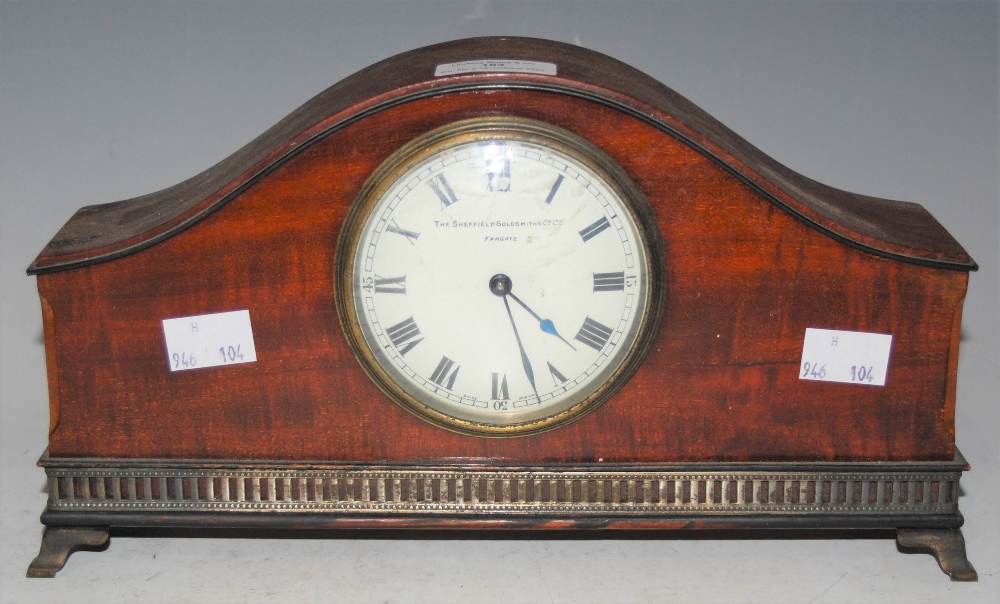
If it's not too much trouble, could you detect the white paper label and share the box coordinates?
[799,328,892,386]
[162,310,257,372]
[434,59,557,77]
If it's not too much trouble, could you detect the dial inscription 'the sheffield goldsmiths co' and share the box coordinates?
[349,126,651,432]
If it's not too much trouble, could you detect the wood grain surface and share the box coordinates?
[35,84,969,462]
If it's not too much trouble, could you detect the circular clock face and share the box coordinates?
[337,118,662,436]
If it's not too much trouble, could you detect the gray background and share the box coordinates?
[1,1,996,602]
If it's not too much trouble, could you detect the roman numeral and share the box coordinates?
[429,356,460,390]
[544,174,564,205]
[385,220,420,246]
[487,157,511,192]
[374,275,406,295]
[428,174,459,209]
[385,317,423,355]
[593,271,625,292]
[547,362,568,385]
[491,373,510,400]
[579,216,611,242]
[574,317,614,351]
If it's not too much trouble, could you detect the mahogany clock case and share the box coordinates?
[10,28,989,587]
[27,39,974,464]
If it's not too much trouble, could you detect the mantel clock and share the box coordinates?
[25,37,978,580]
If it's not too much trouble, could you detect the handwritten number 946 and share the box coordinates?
[172,352,196,369]
[801,362,826,379]
[219,345,245,363]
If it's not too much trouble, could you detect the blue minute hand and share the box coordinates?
[507,291,577,351]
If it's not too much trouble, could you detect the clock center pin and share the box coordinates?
[489,274,512,297]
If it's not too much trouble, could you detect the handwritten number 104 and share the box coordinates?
[220,345,245,363]
[851,365,875,383]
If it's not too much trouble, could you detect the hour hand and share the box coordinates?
[507,291,576,351]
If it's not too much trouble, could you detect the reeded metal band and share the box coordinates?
[41,456,963,517]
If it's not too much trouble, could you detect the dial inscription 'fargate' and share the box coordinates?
[341,118,659,435]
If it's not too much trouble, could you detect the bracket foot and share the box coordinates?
[897,528,977,581]
[27,526,110,578]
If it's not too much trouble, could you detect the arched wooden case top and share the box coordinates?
[30,37,974,464]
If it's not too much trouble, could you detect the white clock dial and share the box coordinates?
[339,118,660,435]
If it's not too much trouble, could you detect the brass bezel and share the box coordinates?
[335,117,665,437]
